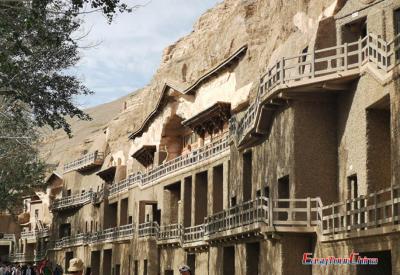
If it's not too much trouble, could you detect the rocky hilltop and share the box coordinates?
[40,0,345,168]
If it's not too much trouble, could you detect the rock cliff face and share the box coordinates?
[40,0,345,168]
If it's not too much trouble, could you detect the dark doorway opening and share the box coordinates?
[164,181,181,224]
[120,198,128,226]
[59,223,71,238]
[143,259,148,275]
[242,151,252,202]
[342,17,367,43]
[103,249,112,275]
[184,176,192,227]
[246,242,260,275]
[90,250,100,275]
[187,254,196,275]
[223,246,235,275]
[65,251,73,272]
[213,165,224,214]
[194,171,208,225]
[278,176,290,220]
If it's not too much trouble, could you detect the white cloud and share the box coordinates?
[73,0,221,108]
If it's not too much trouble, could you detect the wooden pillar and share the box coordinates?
[223,160,230,209]
[391,86,400,185]
[208,167,214,216]
[162,189,171,226]
[178,179,185,224]
[191,174,197,227]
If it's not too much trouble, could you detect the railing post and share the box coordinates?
[358,37,362,67]
[268,197,273,227]
[374,193,378,226]
[391,185,395,225]
[311,48,315,78]
[307,197,311,227]
[344,201,348,232]
[344,43,348,70]
[332,204,335,235]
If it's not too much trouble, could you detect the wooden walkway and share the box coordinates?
[230,33,400,148]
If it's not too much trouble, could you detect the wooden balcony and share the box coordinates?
[109,134,229,197]
[141,134,229,186]
[109,172,142,197]
[158,224,183,242]
[204,197,320,243]
[21,227,50,241]
[1,234,15,242]
[54,233,89,249]
[63,151,104,174]
[204,197,269,240]
[51,184,400,251]
[182,224,207,249]
[54,224,136,249]
[52,190,94,211]
[8,253,35,263]
[89,224,135,244]
[230,32,400,149]
[321,184,400,242]
[8,244,49,263]
[138,222,159,238]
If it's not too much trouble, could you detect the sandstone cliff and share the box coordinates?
[40,0,346,168]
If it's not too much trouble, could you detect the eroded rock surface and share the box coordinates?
[40,0,344,168]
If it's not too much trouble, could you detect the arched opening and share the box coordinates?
[158,115,189,163]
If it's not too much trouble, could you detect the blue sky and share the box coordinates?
[73,0,221,108]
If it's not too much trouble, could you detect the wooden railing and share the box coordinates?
[158,224,183,241]
[63,151,104,173]
[270,198,322,228]
[8,252,35,263]
[54,233,89,249]
[51,184,400,249]
[109,172,142,196]
[230,33,400,146]
[138,222,159,238]
[321,184,400,237]
[8,245,50,263]
[142,135,229,186]
[109,134,229,196]
[205,197,268,235]
[183,224,205,243]
[1,234,15,242]
[90,223,135,244]
[21,227,50,240]
[229,98,259,145]
[205,197,321,235]
[52,190,94,211]
[55,224,136,249]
